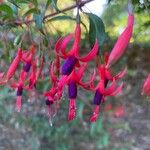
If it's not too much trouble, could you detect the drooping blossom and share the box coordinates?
[48,23,98,107]
[106,5,134,68]
[55,23,99,77]
[0,48,22,84]
[66,63,95,121]
[90,53,127,122]
[44,62,95,121]
[142,74,150,96]
[21,44,35,79]
[11,70,26,112]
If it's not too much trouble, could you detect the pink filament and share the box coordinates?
[90,105,100,122]
[68,99,76,121]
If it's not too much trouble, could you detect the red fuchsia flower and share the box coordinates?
[66,63,95,121]
[0,48,22,84]
[142,74,150,96]
[90,53,127,122]
[21,44,35,78]
[43,63,59,118]
[43,62,59,107]
[35,55,45,81]
[11,70,26,112]
[26,60,37,89]
[55,23,99,78]
[52,23,98,104]
[44,62,95,121]
[25,55,44,90]
[106,6,134,68]
[114,106,125,118]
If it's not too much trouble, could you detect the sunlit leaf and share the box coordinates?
[0,4,13,18]
[23,8,40,18]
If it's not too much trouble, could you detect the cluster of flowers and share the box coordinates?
[0,45,44,112]
[43,8,135,122]
[0,4,149,123]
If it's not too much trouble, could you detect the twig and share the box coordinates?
[0,0,94,26]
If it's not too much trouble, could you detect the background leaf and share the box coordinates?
[23,8,40,18]
[0,4,13,18]
[51,0,59,12]
[87,13,106,47]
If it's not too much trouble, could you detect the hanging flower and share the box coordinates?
[55,23,99,76]
[66,63,95,121]
[11,70,26,112]
[106,8,134,68]
[0,48,22,84]
[21,44,35,78]
[90,53,126,122]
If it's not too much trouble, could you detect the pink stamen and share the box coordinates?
[68,99,76,121]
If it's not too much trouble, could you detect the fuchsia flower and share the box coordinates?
[55,23,99,76]
[44,62,95,121]
[142,74,150,96]
[21,44,35,79]
[106,9,134,68]
[44,22,98,121]
[10,44,44,112]
[11,70,26,112]
[66,63,95,121]
[0,48,22,84]
[25,55,44,90]
[90,53,127,122]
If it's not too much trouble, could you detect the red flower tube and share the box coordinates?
[106,8,134,68]
[0,48,22,84]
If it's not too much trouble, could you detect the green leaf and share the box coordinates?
[51,0,60,12]
[34,13,43,29]
[86,13,106,47]
[14,34,22,46]
[23,8,40,18]
[12,4,18,15]
[107,0,113,4]
[31,0,38,7]
[34,13,45,35]
[45,0,52,10]
[0,4,13,18]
